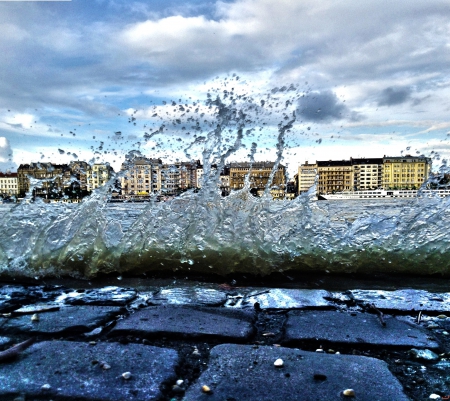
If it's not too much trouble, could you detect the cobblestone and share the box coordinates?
[1,280,449,401]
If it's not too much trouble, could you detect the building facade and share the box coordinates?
[0,172,18,197]
[229,162,286,192]
[317,160,353,194]
[382,155,431,189]
[86,163,114,191]
[161,164,181,195]
[120,157,162,196]
[351,158,383,190]
[297,161,317,194]
[17,163,71,198]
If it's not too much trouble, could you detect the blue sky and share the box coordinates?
[1,0,450,177]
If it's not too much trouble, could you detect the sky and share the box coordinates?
[1,0,450,178]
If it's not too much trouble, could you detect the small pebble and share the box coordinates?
[429,394,441,399]
[172,385,184,393]
[437,315,447,319]
[201,385,211,393]
[89,341,97,346]
[122,372,132,380]
[410,349,439,361]
[315,348,324,353]
[192,349,201,356]
[41,383,51,391]
[31,314,40,322]
[342,389,355,397]
[327,349,335,354]
[274,358,284,367]
[176,379,184,386]
[442,331,449,336]
[100,362,111,370]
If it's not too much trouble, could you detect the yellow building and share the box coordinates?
[382,155,431,189]
[87,163,114,191]
[120,157,162,195]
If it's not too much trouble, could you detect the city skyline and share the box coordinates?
[1,1,450,179]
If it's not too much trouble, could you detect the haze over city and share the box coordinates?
[1,0,450,178]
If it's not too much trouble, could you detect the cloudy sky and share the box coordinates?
[1,0,450,177]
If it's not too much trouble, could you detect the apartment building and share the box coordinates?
[120,157,162,195]
[86,163,114,191]
[0,172,18,197]
[161,164,181,195]
[317,160,353,194]
[351,158,383,190]
[229,162,286,193]
[297,161,317,194]
[68,161,89,191]
[179,161,202,190]
[382,155,431,189]
[17,163,71,198]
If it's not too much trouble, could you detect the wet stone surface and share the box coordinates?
[1,281,450,401]
[57,286,138,306]
[284,310,440,349]
[241,288,332,310]
[0,306,123,335]
[0,285,60,313]
[183,344,410,401]
[110,305,255,341]
[0,340,179,401]
[150,287,227,306]
[344,289,450,313]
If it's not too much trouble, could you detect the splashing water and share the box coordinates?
[1,83,450,279]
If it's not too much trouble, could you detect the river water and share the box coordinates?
[0,190,449,280]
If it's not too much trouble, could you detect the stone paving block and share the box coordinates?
[241,288,333,310]
[348,289,450,313]
[56,286,137,306]
[0,306,123,335]
[150,287,227,306]
[183,344,410,401]
[0,285,33,312]
[0,340,179,401]
[110,305,255,341]
[284,310,440,349]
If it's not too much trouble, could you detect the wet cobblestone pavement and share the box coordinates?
[0,278,449,400]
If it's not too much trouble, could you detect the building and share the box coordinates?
[317,160,353,194]
[86,163,114,191]
[382,155,431,189]
[351,158,383,190]
[297,161,317,194]
[120,157,162,196]
[219,166,230,195]
[229,162,286,193]
[161,164,181,195]
[0,172,18,197]
[17,163,70,198]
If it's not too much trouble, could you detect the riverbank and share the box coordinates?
[1,278,449,400]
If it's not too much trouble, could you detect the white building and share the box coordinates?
[0,172,18,197]
[297,162,317,194]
